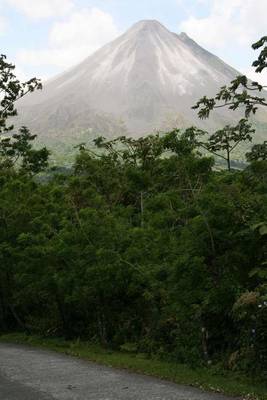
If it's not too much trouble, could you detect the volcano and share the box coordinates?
[16,20,265,143]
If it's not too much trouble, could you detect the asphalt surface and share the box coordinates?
[0,343,237,400]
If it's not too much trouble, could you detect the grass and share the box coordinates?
[0,332,266,400]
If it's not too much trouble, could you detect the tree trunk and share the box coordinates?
[0,287,7,331]
[227,149,231,171]
[201,326,209,361]
[55,294,69,336]
[8,302,29,333]
[140,191,144,228]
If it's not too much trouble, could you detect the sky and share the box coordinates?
[0,0,267,84]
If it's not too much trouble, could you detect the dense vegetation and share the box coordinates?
[0,130,266,374]
[0,38,266,380]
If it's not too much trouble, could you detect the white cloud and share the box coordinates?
[14,66,29,81]
[0,15,8,35]
[6,0,74,20]
[179,0,267,85]
[49,7,118,49]
[180,0,267,49]
[244,68,267,87]
[16,7,120,73]
[18,46,96,70]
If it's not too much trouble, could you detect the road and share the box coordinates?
[0,343,237,400]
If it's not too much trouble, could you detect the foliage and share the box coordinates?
[252,36,267,73]
[192,75,267,119]
[189,119,255,170]
[0,126,49,173]
[0,130,266,375]
[246,142,267,162]
[0,40,266,384]
[0,54,42,134]
[192,36,267,119]
[0,55,49,174]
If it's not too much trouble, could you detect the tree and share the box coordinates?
[246,141,267,162]
[0,56,49,333]
[0,126,49,173]
[0,54,42,134]
[192,38,267,119]
[0,55,49,174]
[191,36,267,169]
[252,36,267,73]
[200,119,254,170]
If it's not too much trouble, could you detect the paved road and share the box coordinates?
[0,343,237,400]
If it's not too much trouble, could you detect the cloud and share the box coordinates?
[179,0,267,85]
[49,7,118,49]
[244,68,267,86]
[180,0,267,49]
[0,2,8,36]
[0,15,8,35]
[14,66,32,81]
[16,7,120,73]
[6,0,74,19]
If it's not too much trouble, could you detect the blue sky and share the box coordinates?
[1,0,267,83]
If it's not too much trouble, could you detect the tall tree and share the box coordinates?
[0,55,49,174]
